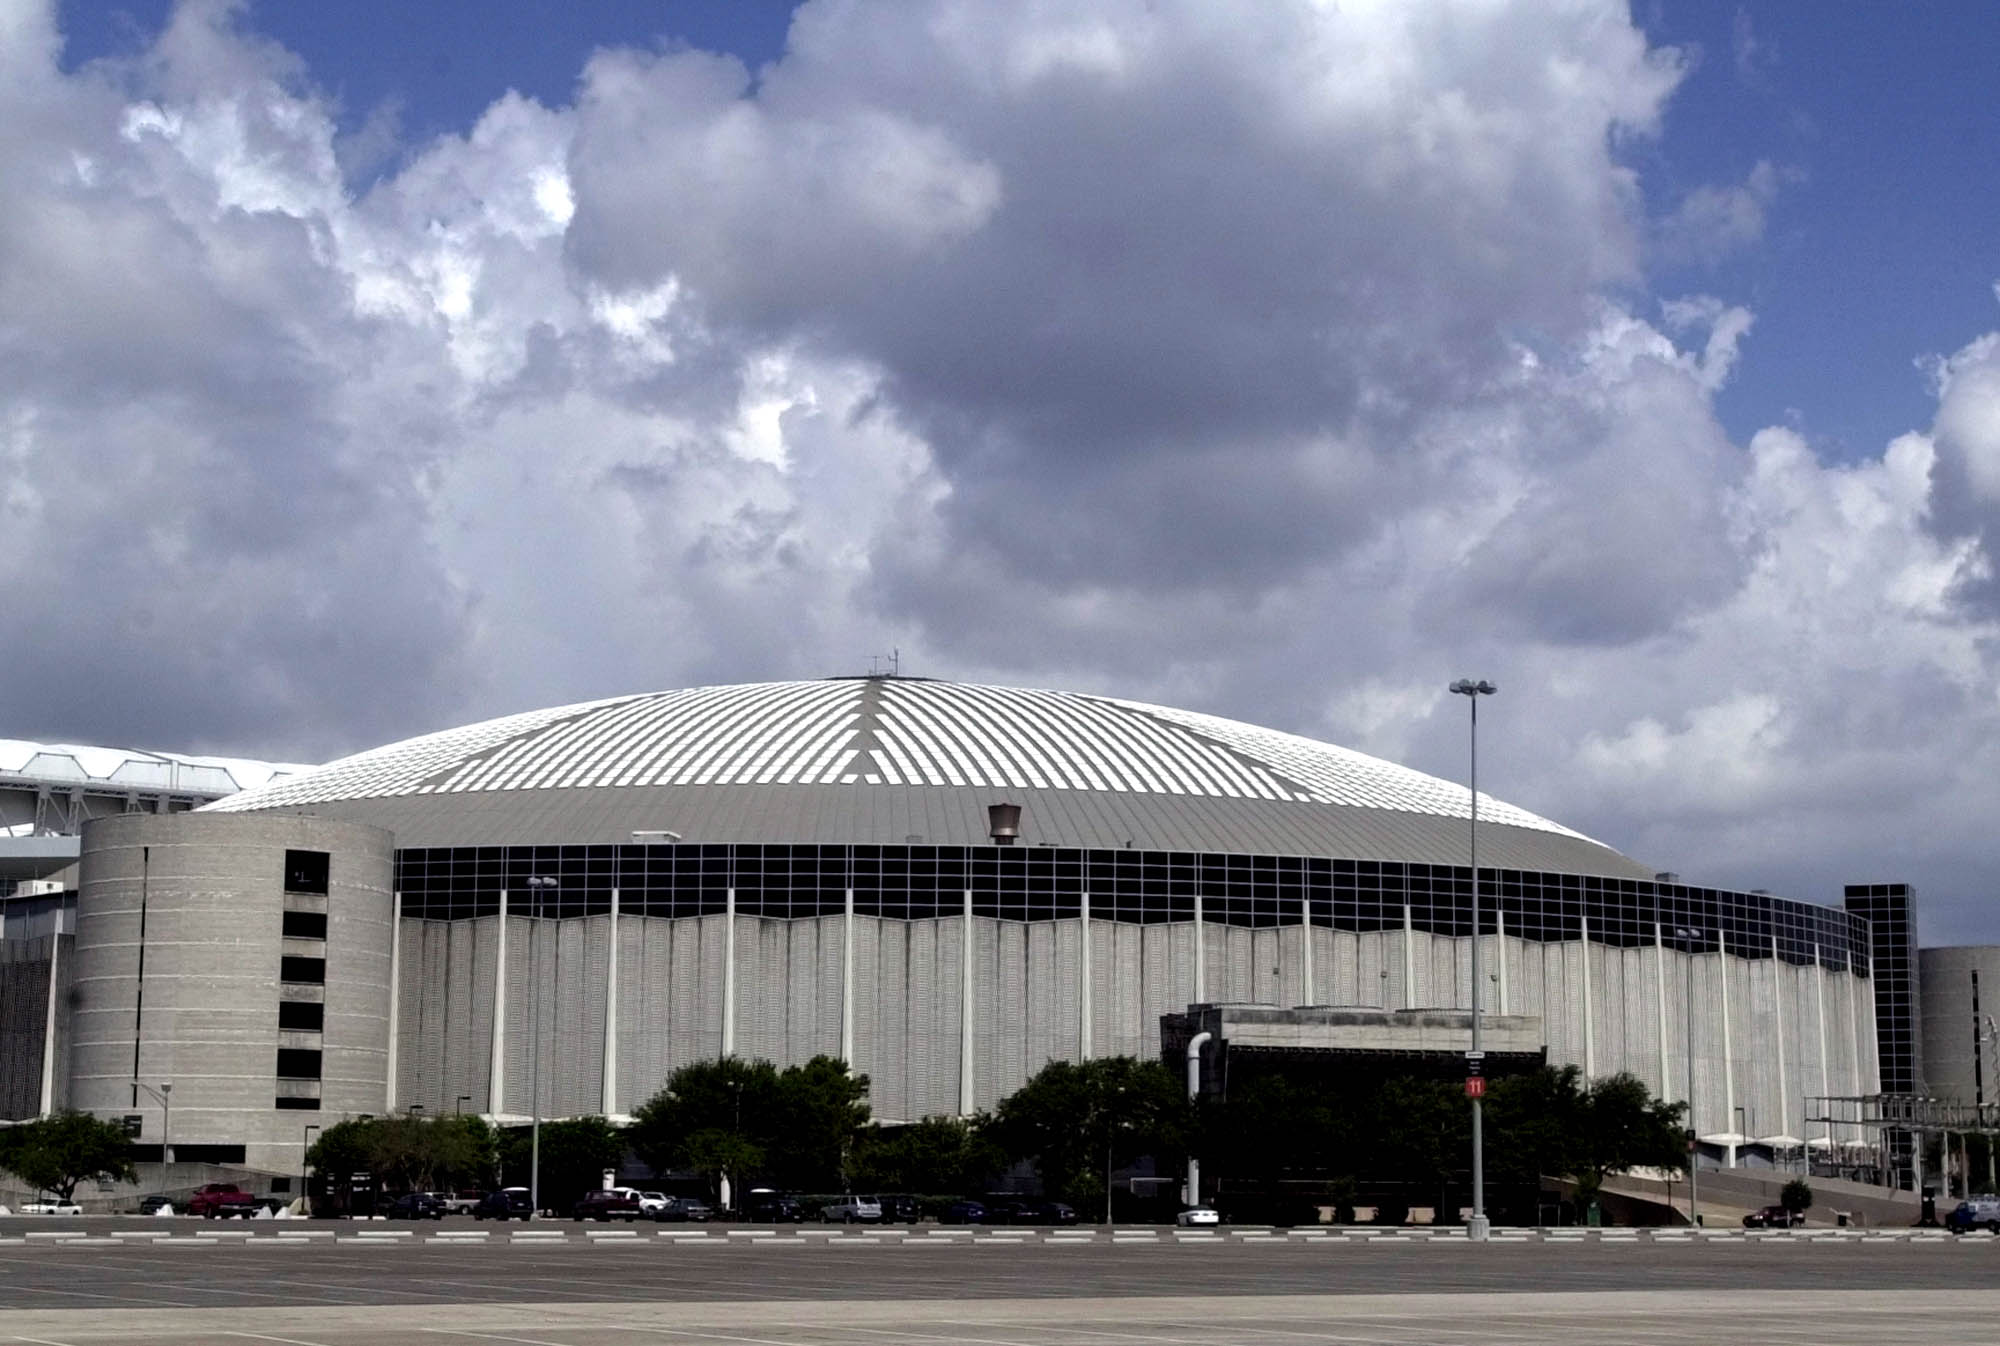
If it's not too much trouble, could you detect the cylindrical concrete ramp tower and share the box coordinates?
[70,813,394,1175]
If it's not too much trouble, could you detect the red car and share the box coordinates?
[571,1190,642,1222]
[188,1183,261,1219]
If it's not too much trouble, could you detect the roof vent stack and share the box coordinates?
[988,802,1022,846]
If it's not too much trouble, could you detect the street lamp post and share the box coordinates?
[1674,926,1703,1227]
[526,875,558,1218]
[1450,678,1496,1243]
[134,1081,173,1168]
[302,1123,321,1216]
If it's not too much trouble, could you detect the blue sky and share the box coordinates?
[1636,2,2000,459]
[16,1,2000,937]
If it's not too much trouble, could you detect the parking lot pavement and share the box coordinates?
[3,1217,1993,1248]
[2,1289,1999,1346]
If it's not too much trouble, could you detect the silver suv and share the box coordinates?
[821,1194,883,1223]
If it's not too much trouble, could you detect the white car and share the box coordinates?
[634,1191,671,1215]
[21,1198,84,1216]
[1175,1206,1221,1227]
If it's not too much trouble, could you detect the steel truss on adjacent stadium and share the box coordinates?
[1804,1093,2000,1196]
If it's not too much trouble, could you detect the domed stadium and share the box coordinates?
[208,677,1640,872]
[40,677,1884,1174]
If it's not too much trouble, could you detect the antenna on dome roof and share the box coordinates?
[867,648,902,678]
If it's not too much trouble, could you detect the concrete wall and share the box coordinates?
[71,813,393,1173]
[392,905,1878,1131]
[1918,945,2000,1103]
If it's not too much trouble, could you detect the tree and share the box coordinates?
[500,1116,626,1212]
[1372,1077,1469,1219]
[1567,1072,1687,1205]
[1482,1065,1685,1210]
[630,1055,781,1198]
[1781,1177,1814,1215]
[364,1113,498,1193]
[852,1115,1003,1195]
[986,1057,1189,1212]
[0,1112,137,1201]
[629,1055,872,1198]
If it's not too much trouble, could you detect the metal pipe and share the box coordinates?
[1185,1031,1212,1206]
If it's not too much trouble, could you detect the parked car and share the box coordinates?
[19,1197,84,1215]
[941,1200,987,1225]
[1741,1205,1804,1229]
[741,1189,805,1222]
[652,1196,715,1223]
[473,1188,534,1221]
[1019,1200,1078,1226]
[822,1194,883,1223]
[1946,1196,2000,1233]
[386,1191,447,1220]
[1176,1206,1222,1227]
[188,1183,261,1219]
[876,1194,921,1224]
[572,1189,643,1222]
[440,1190,483,1216]
[136,1194,177,1215]
[633,1191,671,1216]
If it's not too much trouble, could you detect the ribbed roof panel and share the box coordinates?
[208,678,1608,857]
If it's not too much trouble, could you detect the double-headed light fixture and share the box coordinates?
[1450,678,1496,1243]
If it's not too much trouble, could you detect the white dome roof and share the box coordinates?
[208,679,1642,875]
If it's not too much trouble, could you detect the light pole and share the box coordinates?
[1674,925,1703,1227]
[1102,1083,1127,1229]
[1981,1015,1999,1192]
[302,1123,320,1215]
[134,1081,173,1168]
[526,875,558,1218]
[1450,678,1496,1243]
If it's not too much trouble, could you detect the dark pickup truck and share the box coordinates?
[188,1183,262,1219]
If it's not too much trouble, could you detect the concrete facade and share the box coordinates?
[1917,945,2000,1105]
[392,907,1878,1141]
[69,813,393,1173]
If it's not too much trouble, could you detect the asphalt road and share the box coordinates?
[2,1223,1996,1345]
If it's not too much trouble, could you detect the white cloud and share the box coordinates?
[6,0,2000,937]
[1656,159,1796,266]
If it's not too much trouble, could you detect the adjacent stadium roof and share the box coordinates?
[208,678,1652,876]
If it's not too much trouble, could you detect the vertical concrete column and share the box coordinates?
[722,888,736,1058]
[1402,904,1415,1010]
[1814,943,1831,1147]
[490,888,508,1114]
[601,888,619,1115]
[960,889,975,1116]
[1846,965,1864,1128]
[1300,894,1314,1007]
[386,889,402,1112]
[38,929,61,1117]
[1079,893,1093,1060]
[1496,905,1510,1014]
[1654,923,1670,1101]
[1193,890,1206,1003]
[1770,932,1786,1140]
[1719,931,1737,1166]
[841,888,855,1065]
[1580,911,1596,1079]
